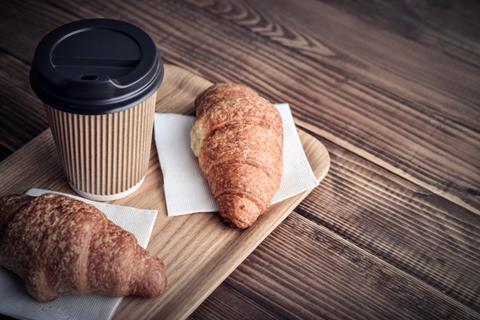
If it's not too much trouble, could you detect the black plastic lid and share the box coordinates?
[30,19,163,115]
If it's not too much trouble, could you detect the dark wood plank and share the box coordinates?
[188,283,278,320]
[319,0,480,68]
[191,213,479,320]
[0,145,12,162]
[298,136,480,311]
[0,0,478,212]
[0,52,47,152]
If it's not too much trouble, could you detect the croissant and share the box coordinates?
[191,83,283,229]
[0,193,166,301]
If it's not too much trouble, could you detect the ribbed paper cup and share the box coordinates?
[30,19,163,200]
[45,93,156,201]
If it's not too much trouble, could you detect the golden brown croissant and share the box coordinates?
[0,193,166,301]
[191,83,283,229]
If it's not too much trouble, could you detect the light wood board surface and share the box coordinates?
[0,64,330,320]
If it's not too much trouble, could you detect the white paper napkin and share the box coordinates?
[154,103,319,216]
[0,188,158,320]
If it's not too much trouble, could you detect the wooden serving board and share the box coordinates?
[0,65,330,320]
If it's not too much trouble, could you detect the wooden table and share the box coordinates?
[1,1,479,319]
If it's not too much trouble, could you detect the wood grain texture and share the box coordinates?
[189,282,279,320]
[0,53,46,152]
[320,0,480,68]
[222,213,479,320]
[298,135,480,311]
[0,65,330,320]
[0,0,478,212]
[194,210,480,320]
[0,1,479,319]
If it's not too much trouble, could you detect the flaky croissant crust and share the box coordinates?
[0,193,166,301]
[191,84,283,228]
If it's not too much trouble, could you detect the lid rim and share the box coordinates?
[31,59,164,115]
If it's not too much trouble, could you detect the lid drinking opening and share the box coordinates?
[81,75,98,81]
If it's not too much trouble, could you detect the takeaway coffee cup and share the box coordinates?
[30,19,164,201]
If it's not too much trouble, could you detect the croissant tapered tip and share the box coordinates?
[217,194,264,229]
[132,255,167,298]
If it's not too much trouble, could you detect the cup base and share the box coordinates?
[69,177,145,202]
